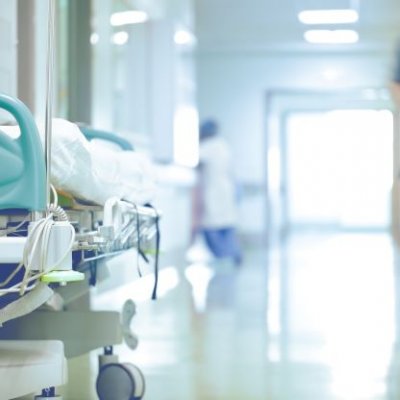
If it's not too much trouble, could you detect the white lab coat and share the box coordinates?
[199,135,237,229]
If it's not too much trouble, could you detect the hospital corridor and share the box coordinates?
[2,0,400,399]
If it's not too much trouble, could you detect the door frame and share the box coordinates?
[265,89,395,241]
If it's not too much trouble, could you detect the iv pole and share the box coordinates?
[45,0,55,207]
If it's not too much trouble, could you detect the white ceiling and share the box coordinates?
[195,0,400,53]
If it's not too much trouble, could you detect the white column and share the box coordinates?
[0,0,17,96]
[149,20,175,162]
[91,0,113,130]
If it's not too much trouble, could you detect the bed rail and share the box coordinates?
[79,126,134,151]
[0,94,46,211]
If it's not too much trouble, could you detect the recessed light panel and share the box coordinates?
[110,11,148,26]
[304,29,359,44]
[299,9,359,24]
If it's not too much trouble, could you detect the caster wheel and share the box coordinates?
[96,362,145,400]
[35,388,62,399]
[122,300,139,350]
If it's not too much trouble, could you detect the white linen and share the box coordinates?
[0,119,157,205]
[199,135,237,228]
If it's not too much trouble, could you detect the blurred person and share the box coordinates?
[192,118,242,266]
[390,40,400,106]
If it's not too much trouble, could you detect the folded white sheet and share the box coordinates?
[0,119,157,205]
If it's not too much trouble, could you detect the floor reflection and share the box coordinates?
[266,232,396,400]
[71,231,400,399]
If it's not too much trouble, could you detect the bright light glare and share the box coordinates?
[90,32,99,45]
[322,68,341,81]
[321,237,395,398]
[110,10,148,26]
[112,31,129,46]
[287,110,393,227]
[186,237,214,264]
[92,267,180,305]
[174,106,199,167]
[185,263,215,312]
[298,9,358,24]
[304,29,359,44]
[174,30,196,46]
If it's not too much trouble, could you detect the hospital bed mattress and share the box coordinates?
[0,118,157,206]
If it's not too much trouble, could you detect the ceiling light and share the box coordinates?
[304,29,359,44]
[90,33,99,45]
[298,9,359,24]
[110,10,148,26]
[322,68,342,81]
[112,31,129,46]
[174,30,196,46]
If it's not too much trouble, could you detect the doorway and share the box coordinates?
[283,109,393,232]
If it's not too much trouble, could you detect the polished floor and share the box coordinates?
[64,231,400,399]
